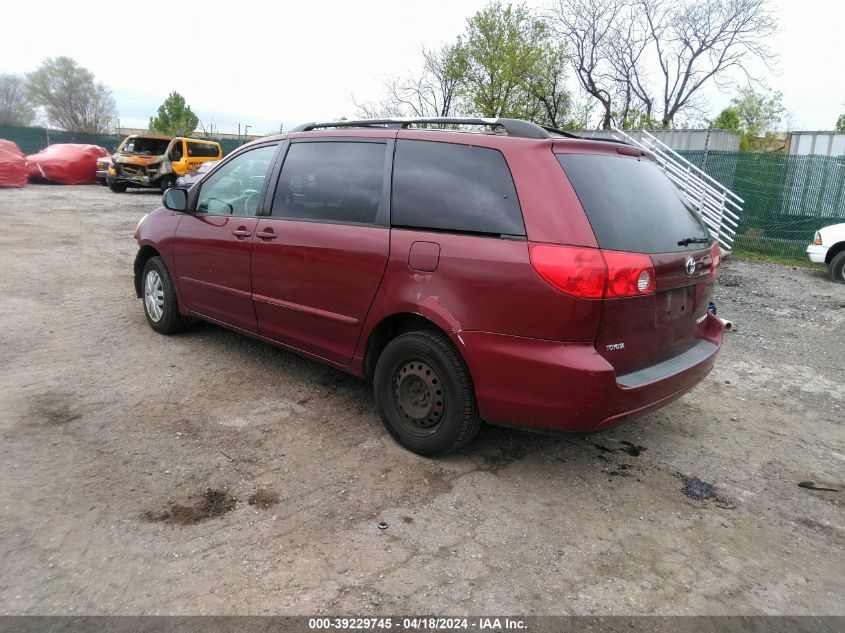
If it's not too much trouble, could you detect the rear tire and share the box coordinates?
[374,331,482,456]
[110,181,127,193]
[141,256,190,334]
[829,251,845,283]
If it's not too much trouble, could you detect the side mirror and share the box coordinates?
[162,187,188,212]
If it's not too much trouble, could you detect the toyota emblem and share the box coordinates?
[685,257,697,275]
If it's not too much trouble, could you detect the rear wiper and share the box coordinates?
[677,237,711,246]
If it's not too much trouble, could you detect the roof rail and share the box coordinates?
[291,117,565,140]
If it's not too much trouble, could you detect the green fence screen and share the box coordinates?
[0,125,248,158]
[679,150,845,260]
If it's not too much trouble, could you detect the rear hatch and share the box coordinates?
[555,149,720,376]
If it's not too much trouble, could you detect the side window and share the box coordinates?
[169,140,184,161]
[196,145,277,216]
[271,141,386,225]
[391,140,524,236]
[188,142,220,158]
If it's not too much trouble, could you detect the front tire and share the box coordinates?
[159,175,175,192]
[110,181,127,193]
[829,251,845,283]
[141,256,190,334]
[373,331,482,456]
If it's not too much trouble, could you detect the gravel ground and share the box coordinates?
[0,184,842,615]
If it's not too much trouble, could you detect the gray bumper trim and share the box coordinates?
[616,339,719,389]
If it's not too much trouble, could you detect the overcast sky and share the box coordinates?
[1,0,842,134]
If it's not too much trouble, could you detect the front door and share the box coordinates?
[172,143,278,332]
[251,139,392,364]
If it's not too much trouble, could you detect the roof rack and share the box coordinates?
[291,117,584,140]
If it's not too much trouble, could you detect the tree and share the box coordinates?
[713,86,783,150]
[731,85,783,150]
[149,92,199,136]
[552,0,778,128]
[353,2,575,128]
[641,0,778,127]
[0,73,35,126]
[712,107,741,133]
[453,2,559,119]
[522,42,572,128]
[26,57,116,133]
[552,0,630,129]
[836,114,845,132]
[354,44,465,119]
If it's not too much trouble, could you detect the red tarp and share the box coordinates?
[0,139,27,188]
[25,143,109,185]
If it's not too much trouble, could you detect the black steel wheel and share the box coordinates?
[374,331,481,456]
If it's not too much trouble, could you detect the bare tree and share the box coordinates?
[553,0,777,128]
[605,4,655,128]
[0,73,35,127]
[350,93,407,119]
[26,57,116,134]
[640,0,778,127]
[352,44,464,119]
[551,0,628,129]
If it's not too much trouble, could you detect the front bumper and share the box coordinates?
[806,243,828,264]
[460,313,724,432]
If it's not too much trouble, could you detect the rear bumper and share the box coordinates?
[460,314,724,432]
[806,243,828,264]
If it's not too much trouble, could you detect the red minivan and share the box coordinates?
[134,118,724,456]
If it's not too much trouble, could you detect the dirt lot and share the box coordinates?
[0,184,842,616]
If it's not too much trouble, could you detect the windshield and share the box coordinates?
[120,137,170,156]
[556,153,712,254]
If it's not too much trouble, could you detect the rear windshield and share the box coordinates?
[556,153,712,253]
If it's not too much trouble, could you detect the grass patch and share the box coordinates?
[728,248,826,270]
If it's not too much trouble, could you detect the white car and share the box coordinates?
[807,222,845,282]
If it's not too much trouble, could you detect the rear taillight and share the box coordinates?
[710,243,722,278]
[529,244,606,299]
[529,244,655,299]
[602,250,656,298]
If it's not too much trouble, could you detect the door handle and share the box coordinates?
[256,229,277,240]
[232,228,252,238]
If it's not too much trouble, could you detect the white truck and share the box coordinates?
[807,222,845,282]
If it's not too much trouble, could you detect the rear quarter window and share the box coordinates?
[392,140,525,236]
[557,153,712,253]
